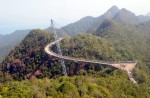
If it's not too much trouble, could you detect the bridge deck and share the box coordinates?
[45,38,137,83]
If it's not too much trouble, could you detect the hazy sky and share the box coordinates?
[0,0,150,34]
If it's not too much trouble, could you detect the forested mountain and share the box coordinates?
[95,19,150,81]
[0,29,30,62]
[1,30,55,80]
[0,28,150,97]
[2,30,122,80]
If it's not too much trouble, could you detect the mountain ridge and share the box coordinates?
[0,5,150,63]
[86,5,120,33]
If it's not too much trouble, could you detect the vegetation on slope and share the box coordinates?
[1,29,119,80]
[61,33,135,61]
[95,19,150,84]
[0,73,150,98]
[1,29,61,80]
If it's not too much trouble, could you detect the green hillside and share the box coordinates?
[95,19,150,83]
[61,33,131,61]
[1,30,120,80]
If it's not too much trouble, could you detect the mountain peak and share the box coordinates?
[121,8,127,11]
[107,5,120,14]
[101,5,120,20]
[109,5,119,10]
[113,8,137,24]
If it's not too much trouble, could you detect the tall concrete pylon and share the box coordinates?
[50,19,67,76]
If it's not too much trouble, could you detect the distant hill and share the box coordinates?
[58,6,149,35]
[0,29,30,48]
[45,6,120,35]
[137,15,150,23]
[87,6,120,33]
[147,12,150,16]
[0,29,30,62]
[113,8,150,24]
[61,16,96,35]
[113,8,138,24]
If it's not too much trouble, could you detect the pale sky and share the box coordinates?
[0,0,150,34]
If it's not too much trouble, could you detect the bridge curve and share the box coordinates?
[45,38,137,83]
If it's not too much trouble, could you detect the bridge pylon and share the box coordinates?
[50,19,67,76]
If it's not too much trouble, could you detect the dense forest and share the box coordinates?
[0,26,150,97]
[0,74,150,98]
